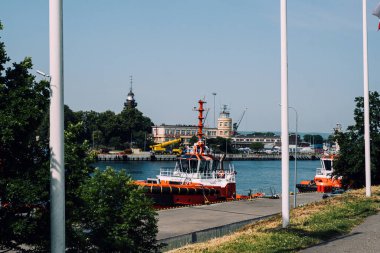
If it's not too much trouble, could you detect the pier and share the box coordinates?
[157,192,323,251]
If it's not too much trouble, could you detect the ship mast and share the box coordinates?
[197,99,205,142]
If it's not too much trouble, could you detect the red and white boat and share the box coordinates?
[296,154,342,193]
[134,99,239,207]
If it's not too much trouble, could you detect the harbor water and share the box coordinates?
[93,160,319,195]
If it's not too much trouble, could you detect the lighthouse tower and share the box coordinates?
[217,105,232,138]
[124,75,137,109]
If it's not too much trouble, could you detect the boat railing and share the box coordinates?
[159,167,176,177]
[159,166,236,182]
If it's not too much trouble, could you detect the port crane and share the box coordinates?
[233,108,247,136]
[150,138,183,154]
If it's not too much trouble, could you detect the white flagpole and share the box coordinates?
[49,0,65,252]
[362,0,371,197]
[281,0,290,228]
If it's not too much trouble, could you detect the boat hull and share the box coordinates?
[135,182,236,207]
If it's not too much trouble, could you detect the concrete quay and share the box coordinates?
[157,192,324,251]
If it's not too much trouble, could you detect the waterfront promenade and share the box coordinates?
[157,192,323,251]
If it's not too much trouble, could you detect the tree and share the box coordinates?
[0,22,159,251]
[76,168,160,252]
[334,91,380,188]
[303,134,324,145]
[0,21,51,250]
[250,142,264,152]
[207,137,232,153]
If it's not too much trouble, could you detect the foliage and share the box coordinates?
[249,142,264,152]
[64,106,154,150]
[334,91,380,188]
[75,168,160,252]
[189,135,198,145]
[206,137,233,153]
[64,123,96,249]
[303,134,324,145]
[0,20,51,250]
[0,22,159,252]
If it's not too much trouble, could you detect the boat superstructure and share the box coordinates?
[135,99,237,207]
[296,154,342,193]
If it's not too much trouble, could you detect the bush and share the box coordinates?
[74,168,160,252]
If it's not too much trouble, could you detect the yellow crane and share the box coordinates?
[150,138,183,155]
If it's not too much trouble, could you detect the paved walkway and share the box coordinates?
[158,193,323,242]
[299,212,380,253]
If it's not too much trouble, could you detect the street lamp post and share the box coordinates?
[280,0,289,228]
[289,106,298,208]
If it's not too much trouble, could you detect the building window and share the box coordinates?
[224,122,227,127]
[181,130,185,135]
[186,130,191,136]
[165,129,169,134]
[219,131,223,135]
[191,130,196,136]
[176,130,180,135]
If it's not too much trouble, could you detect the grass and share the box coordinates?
[168,186,380,253]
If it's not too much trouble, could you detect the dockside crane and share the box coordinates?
[150,138,183,154]
[233,108,247,136]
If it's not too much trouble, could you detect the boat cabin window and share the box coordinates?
[322,160,332,170]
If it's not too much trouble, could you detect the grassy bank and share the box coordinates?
[169,186,380,253]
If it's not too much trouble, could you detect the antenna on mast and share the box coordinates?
[129,75,133,92]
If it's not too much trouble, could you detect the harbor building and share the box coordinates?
[152,105,233,144]
[231,135,281,148]
[152,125,217,144]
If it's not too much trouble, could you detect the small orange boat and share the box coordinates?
[135,99,238,207]
[296,154,342,193]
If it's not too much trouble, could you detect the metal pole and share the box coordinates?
[212,92,217,128]
[362,0,371,197]
[281,0,290,228]
[289,107,298,208]
[49,0,65,252]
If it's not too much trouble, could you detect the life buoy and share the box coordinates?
[217,170,225,178]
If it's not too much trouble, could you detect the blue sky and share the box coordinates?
[1,0,380,133]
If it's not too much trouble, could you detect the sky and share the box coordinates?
[1,0,380,134]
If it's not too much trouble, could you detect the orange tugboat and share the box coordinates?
[135,99,238,207]
[296,154,342,193]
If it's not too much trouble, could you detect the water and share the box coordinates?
[93,160,319,195]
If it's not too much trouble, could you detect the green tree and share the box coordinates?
[118,107,153,149]
[77,168,160,252]
[207,137,232,153]
[0,21,51,250]
[334,91,380,188]
[250,142,264,152]
[303,134,324,145]
[189,135,198,144]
